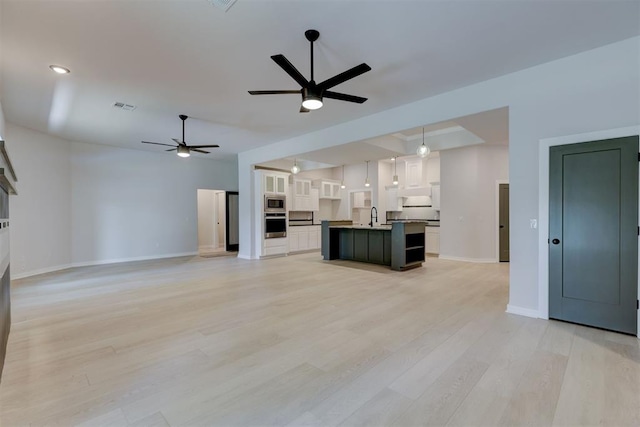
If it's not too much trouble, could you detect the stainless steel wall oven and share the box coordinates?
[264,213,286,238]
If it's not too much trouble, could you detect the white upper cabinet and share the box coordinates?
[405,159,423,188]
[352,190,371,209]
[291,178,319,211]
[276,175,286,194]
[265,174,275,193]
[313,180,341,199]
[264,172,288,195]
[294,179,311,197]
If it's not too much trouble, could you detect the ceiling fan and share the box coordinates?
[141,115,219,157]
[249,29,371,113]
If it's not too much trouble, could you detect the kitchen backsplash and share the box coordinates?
[387,206,439,221]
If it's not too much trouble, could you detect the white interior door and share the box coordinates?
[216,192,226,248]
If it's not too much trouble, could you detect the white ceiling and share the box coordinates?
[1,0,638,160]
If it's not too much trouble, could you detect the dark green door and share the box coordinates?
[499,184,510,262]
[549,136,638,335]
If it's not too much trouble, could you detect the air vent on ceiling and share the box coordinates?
[113,102,136,111]
[207,0,238,12]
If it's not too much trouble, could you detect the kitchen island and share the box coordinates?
[321,220,425,271]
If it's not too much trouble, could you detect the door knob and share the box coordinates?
[552,238,560,245]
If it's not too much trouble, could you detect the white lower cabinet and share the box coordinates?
[425,226,440,255]
[288,226,321,253]
[308,229,318,249]
[263,237,288,256]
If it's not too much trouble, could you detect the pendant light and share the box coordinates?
[364,160,370,187]
[291,158,300,174]
[392,157,399,185]
[340,165,346,189]
[417,127,431,158]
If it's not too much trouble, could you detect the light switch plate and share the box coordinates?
[530,219,537,229]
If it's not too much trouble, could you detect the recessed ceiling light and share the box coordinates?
[49,65,70,74]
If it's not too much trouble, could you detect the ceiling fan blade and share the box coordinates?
[317,63,371,91]
[271,54,309,88]
[187,144,220,148]
[323,91,368,104]
[165,148,177,152]
[142,141,176,147]
[191,148,210,154]
[248,90,301,95]
[300,106,310,113]
[172,138,187,146]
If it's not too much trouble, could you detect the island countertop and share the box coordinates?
[329,221,428,231]
[329,224,393,230]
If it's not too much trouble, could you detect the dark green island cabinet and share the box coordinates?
[321,220,425,271]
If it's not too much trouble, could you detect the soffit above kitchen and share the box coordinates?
[258,107,507,169]
[1,1,637,160]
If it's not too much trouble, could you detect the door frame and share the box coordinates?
[225,191,239,252]
[538,126,640,338]
[495,179,509,263]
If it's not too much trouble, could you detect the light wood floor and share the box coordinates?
[1,253,639,426]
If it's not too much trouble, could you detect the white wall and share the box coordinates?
[0,0,4,103]
[7,123,238,278]
[331,162,379,222]
[7,124,72,276]
[440,145,508,262]
[238,37,640,315]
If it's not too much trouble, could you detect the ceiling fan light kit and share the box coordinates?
[301,88,323,110]
[177,145,190,158]
[249,29,371,113]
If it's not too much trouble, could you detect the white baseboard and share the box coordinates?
[438,255,498,264]
[12,263,73,280]
[236,254,254,260]
[506,304,540,319]
[12,252,198,280]
[70,252,198,268]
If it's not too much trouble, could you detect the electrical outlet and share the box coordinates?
[530,219,537,229]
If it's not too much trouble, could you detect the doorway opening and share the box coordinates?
[197,189,237,257]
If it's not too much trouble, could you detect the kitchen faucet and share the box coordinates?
[369,206,378,227]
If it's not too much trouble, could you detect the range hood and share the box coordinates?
[397,186,431,198]
[403,195,431,207]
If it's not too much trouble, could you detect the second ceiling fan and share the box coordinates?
[249,29,371,113]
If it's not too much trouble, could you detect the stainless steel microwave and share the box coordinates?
[264,195,286,212]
